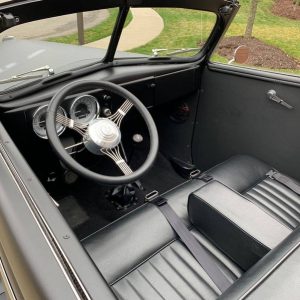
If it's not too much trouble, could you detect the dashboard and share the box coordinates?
[0,64,199,187]
[26,66,197,140]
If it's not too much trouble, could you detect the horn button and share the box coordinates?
[85,119,121,154]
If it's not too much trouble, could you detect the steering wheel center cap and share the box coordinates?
[87,119,121,150]
[101,124,114,136]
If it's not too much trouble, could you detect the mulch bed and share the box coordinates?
[272,0,300,20]
[216,36,300,69]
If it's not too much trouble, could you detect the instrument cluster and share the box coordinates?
[32,94,101,139]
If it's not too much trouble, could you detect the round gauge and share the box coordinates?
[32,105,67,139]
[70,95,99,124]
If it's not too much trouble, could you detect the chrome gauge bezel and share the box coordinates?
[32,104,67,139]
[69,95,100,124]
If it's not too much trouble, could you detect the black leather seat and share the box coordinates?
[83,188,242,299]
[82,155,300,299]
[208,155,300,229]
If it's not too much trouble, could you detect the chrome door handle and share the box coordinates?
[267,90,294,110]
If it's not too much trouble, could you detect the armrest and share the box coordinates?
[188,181,292,270]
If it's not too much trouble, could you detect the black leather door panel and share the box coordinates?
[193,66,300,181]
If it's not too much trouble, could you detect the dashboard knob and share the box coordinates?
[103,108,112,117]
[103,94,112,101]
[133,134,143,143]
[64,170,79,184]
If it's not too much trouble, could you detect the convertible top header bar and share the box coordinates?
[0,0,239,33]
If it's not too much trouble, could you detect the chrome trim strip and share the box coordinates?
[239,241,300,299]
[0,142,90,300]
[0,258,17,300]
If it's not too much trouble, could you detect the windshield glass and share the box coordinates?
[0,3,217,94]
[0,8,120,92]
[115,8,216,59]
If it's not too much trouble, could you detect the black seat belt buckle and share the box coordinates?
[155,197,167,206]
[266,170,277,179]
[199,174,213,182]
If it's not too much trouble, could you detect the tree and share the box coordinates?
[245,0,259,38]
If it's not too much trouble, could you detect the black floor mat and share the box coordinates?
[141,153,186,194]
[59,195,89,228]
[57,153,186,240]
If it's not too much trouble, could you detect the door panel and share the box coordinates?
[193,65,300,181]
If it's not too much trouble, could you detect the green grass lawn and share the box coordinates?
[49,8,133,45]
[131,9,216,56]
[130,2,300,75]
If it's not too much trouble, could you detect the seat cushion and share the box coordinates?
[112,230,242,300]
[82,180,205,284]
[207,155,270,193]
[207,155,300,229]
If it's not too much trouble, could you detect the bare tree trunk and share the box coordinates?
[245,0,259,39]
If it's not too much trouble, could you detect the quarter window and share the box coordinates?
[211,0,300,76]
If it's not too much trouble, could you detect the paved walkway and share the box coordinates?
[86,8,164,51]
[0,10,108,40]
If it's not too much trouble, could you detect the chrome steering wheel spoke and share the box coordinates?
[64,140,86,155]
[56,113,88,137]
[108,100,133,127]
[101,145,133,175]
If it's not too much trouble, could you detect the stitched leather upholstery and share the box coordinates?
[83,155,300,299]
[244,178,300,229]
[83,181,241,299]
[113,230,242,300]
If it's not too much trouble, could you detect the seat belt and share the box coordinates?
[267,170,300,195]
[150,196,232,293]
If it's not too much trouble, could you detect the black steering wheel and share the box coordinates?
[46,80,159,185]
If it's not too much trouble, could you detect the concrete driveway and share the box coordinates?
[86,8,164,51]
[0,9,108,40]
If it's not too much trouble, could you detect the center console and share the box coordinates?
[188,180,292,270]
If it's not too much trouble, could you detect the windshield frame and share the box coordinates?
[0,0,239,100]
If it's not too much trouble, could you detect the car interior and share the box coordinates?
[0,0,300,299]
